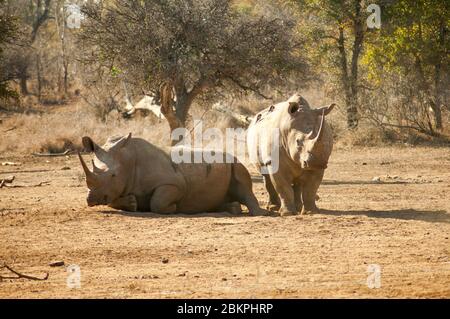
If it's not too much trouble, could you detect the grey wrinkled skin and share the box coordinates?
[78,134,266,216]
[247,93,335,216]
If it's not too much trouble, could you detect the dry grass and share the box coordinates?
[1,92,449,157]
[0,101,171,156]
[1,96,262,156]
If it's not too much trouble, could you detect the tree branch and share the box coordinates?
[223,75,272,100]
[0,263,49,281]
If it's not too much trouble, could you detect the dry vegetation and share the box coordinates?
[2,89,449,158]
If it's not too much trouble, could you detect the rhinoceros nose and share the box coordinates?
[301,153,314,168]
[87,191,99,206]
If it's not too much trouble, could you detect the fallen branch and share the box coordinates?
[32,150,70,157]
[2,181,50,188]
[4,126,17,133]
[0,263,49,281]
[1,161,21,166]
[212,102,253,127]
[0,176,15,188]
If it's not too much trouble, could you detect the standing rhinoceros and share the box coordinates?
[247,94,335,216]
[78,133,266,215]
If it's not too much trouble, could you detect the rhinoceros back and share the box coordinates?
[175,160,232,212]
[247,105,283,171]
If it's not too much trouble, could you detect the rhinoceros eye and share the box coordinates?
[111,173,116,178]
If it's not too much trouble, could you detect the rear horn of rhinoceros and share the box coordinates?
[81,136,110,163]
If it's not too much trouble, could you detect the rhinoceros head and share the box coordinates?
[284,95,335,170]
[78,133,132,207]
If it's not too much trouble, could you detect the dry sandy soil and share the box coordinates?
[0,146,449,298]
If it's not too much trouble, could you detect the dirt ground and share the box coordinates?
[0,146,449,298]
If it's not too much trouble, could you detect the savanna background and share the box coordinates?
[0,0,449,298]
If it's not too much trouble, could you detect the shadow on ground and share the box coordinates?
[101,208,449,223]
[319,209,449,223]
[251,176,431,185]
[100,209,278,219]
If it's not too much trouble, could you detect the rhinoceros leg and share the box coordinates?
[228,163,267,216]
[218,201,242,214]
[109,194,138,212]
[300,169,324,215]
[270,174,297,216]
[293,181,303,213]
[150,185,182,214]
[263,174,281,211]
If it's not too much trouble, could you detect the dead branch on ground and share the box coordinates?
[32,150,70,157]
[1,180,50,188]
[212,102,252,127]
[0,264,49,281]
[4,126,17,132]
[0,176,15,188]
[1,162,21,166]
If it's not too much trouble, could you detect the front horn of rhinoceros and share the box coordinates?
[78,151,100,189]
[303,103,336,169]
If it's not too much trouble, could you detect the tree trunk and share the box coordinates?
[160,77,206,145]
[36,53,42,102]
[175,92,190,126]
[55,2,69,96]
[64,63,69,95]
[432,61,443,130]
[432,20,445,130]
[348,0,364,129]
[337,26,358,129]
[160,82,183,146]
[336,1,364,130]
[19,73,28,95]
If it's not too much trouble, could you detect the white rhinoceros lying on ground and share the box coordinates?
[247,94,335,216]
[78,134,266,215]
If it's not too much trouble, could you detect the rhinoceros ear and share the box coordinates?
[314,103,335,116]
[82,136,96,153]
[287,93,302,103]
[288,102,300,114]
[110,133,132,150]
[288,101,309,115]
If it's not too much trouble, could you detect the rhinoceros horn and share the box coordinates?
[78,152,100,188]
[309,103,335,144]
[82,136,110,164]
[91,159,102,174]
[312,109,326,144]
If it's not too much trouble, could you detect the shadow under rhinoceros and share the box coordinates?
[317,209,450,223]
[99,210,277,219]
[251,176,418,185]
